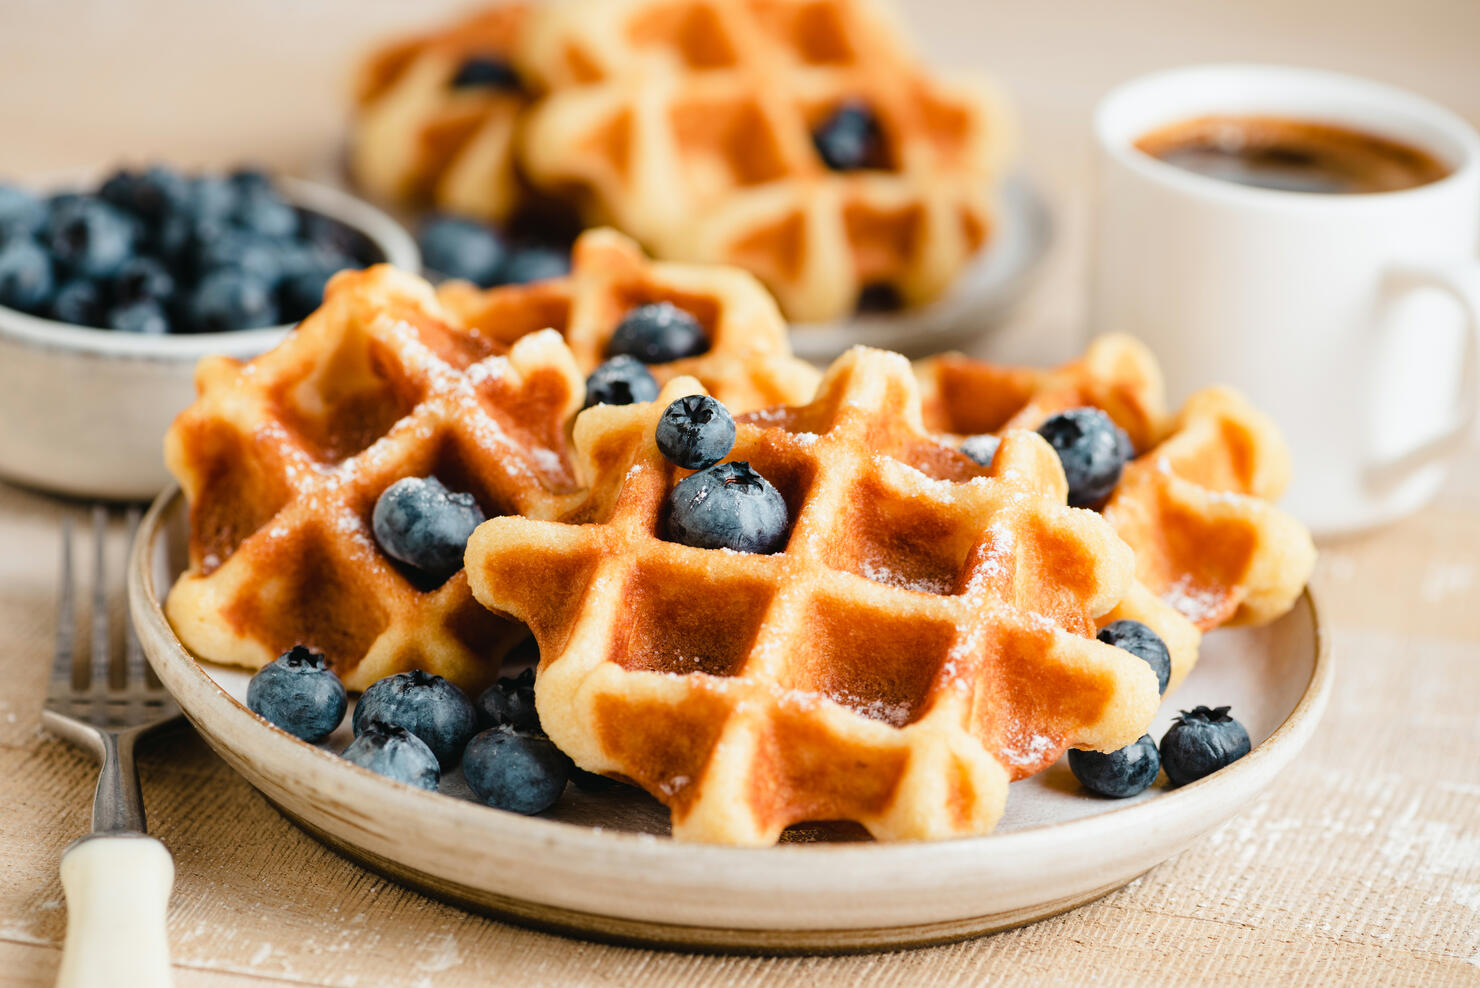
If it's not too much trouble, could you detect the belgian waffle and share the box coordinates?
[435,228,821,412]
[165,265,586,692]
[351,4,531,221]
[916,335,1317,690]
[464,346,1160,845]
[515,0,1013,323]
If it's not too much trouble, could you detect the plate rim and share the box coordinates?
[130,485,1331,940]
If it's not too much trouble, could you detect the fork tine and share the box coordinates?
[52,516,76,693]
[90,504,110,695]
[123,505,149,690]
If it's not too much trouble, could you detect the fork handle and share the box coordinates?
[57,834,174,988]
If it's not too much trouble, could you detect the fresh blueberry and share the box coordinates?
[1068,735,1161,798]
[195,230,287,286]
[1159,706,1252,786]
[189,174,238,222]
[0,184,45,239]
[301,212,377,265]
[372,476,487,584]
[656,395,736,470]
[188,269,279,332]
[245,645,348,742]
[50,278,106,326]
[1036,407,1134,508]
[100,165,191,225]
[108,299,170,335]
[1097,619,1171,696]
[449,55,523,91]
[584,355,659,408]
[960,434,1000,468]
[0,238,55,313]
[497,244,569,285]
[606,302,709,364]
[341,722,440,790]
[112,256,175,306]
[418,215,505,286]
[462,726,572,814]
[666,461,789,554]
[44,197,135,278]
[475,666,540,734]
[233,186,299,239]
[228,166,275,198]
[812,100,888,172]
[277,267,336,322]
[352,669,478,768]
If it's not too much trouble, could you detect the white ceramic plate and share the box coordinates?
[787,176,1053,362]
[129,488,1329,953]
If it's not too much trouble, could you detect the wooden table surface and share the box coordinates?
[3,1,1479,985]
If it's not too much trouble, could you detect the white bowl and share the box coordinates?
[0,177,419,501]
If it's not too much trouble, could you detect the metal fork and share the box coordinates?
[43,505,181,988]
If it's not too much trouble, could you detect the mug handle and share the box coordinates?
[1365,260,1480,495]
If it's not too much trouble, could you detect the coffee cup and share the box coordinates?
[1090,64,1480,537]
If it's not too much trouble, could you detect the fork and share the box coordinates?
[42,505,181,988]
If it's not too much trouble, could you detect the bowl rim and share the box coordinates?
[0,175,419,361]
[130,484,1333,867]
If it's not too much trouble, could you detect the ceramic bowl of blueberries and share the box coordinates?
[128,483,1332,951]
[0,166,418,501]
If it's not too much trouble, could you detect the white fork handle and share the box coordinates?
[57,835,174,988]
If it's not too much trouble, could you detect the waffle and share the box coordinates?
[916,335,1317,691]
[351,4,530,221]
[465,346,1160,845]
[515,0,1013,323]
[435,228,821,412]
[165,265,587,693]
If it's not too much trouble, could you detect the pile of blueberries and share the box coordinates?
[417,214,571,289]
[959,406,1252,797]
[0,165,380,334]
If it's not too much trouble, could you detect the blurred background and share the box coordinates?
[7,0,1480,363]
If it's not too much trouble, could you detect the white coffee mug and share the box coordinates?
[1091,64,1480,537]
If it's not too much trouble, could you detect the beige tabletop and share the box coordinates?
[3,1,1480,985]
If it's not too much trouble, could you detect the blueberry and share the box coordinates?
[584,355,659,408]
[233,186,299,239]
[497,245,569,285]
[352,669,478,768]
[301,212,377,265]
[50,278,106,326]
[341,722,440,790]
[0,238,55,313]
[1068,735,1161,798]
[189,175,238,222]
[196,230,288,286]
[0,184,45,239]
[100,165,191,224]
[1097,619,1171,696]
[112,256,174,305]
[450,55,523,91]
[277,267,335,322]
[245,645,347,743]
[656,395,736,470]
[418,215,505,286]
[44,197,135,278]
[372,476,487,584]
[856,282,904,313]
[812,100,888,172]
[1036,407,1134,508]
[188,268,279,332]
[665,461,789,554]
[475,666,540,734]
[1159,706,1251,786]
[606,302,709,364]
[960,434,1000,468]
[462,726,571,814]
[228,166,275,198]
[108,299,170,335]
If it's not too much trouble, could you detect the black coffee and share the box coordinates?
[1135,115,1450,194]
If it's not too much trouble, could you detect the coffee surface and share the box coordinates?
[1135,115,1450,194]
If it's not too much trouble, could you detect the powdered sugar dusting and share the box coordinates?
[1163,574,1228,624]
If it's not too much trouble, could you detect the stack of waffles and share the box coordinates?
[348,0,1013,323]
[166,234,1313,845]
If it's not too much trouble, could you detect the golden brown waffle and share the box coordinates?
[436,228,821,412]
[515,0,1013,323]
[916,335,1317,691]
[465,346,1160,845]
[165,265,587,693]
[351,4,530,221]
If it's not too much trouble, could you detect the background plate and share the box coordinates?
[130,488,1329,954]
